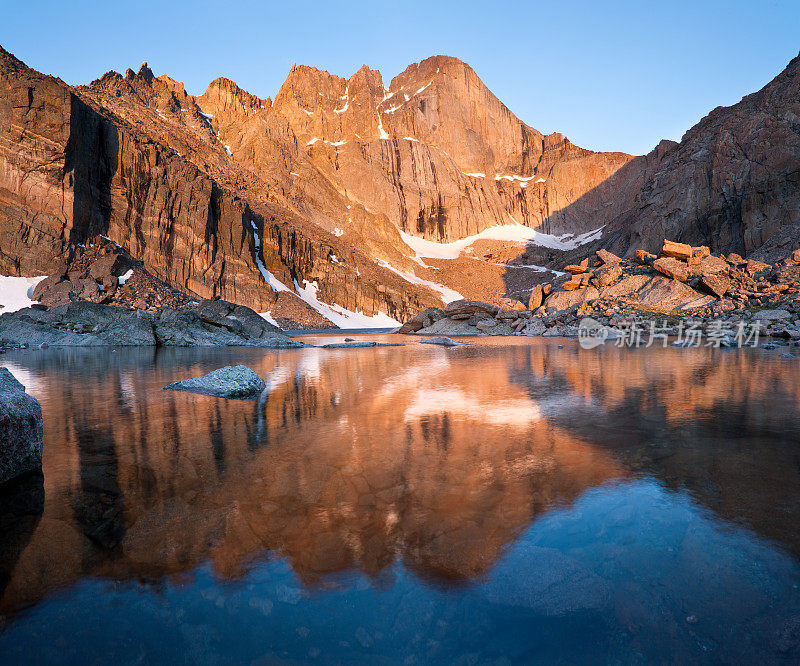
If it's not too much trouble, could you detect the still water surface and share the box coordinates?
[1,335,800,664]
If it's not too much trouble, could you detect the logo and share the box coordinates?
[578,317,610,349]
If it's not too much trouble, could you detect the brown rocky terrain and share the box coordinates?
[404,240,800,346]
[270,56,635,240]
[0,50,438,326]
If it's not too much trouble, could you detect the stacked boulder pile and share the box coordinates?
[31,236,193,311]
[399,240,800,343]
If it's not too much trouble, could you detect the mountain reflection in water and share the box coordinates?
[1,337,800,664]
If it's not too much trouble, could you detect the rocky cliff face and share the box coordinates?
[0,49,74,275]
[0,49,439,324]
[602,53,800,261]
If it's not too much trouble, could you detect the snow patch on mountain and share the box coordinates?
[294,279,400,327]
[334,88,349,114]
[377,260,463,303]
[376,109,389,139]
[0,275,47,313]
[400,223,606,260]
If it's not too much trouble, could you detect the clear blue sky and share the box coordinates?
[3,0,798,155]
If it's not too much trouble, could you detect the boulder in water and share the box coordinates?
[419,336,464,347]
[398,306,445,334]
[321,341,404,348]
[0,368,44,485]
[164,365,266,399]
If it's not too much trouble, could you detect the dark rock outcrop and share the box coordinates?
[397,306,445,333]
[603,52,800,261]
[0,368,44,485]
[0,300,302,347]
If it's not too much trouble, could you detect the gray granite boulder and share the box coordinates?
[164,365,266,399]
[0,368,44,485]
[416,318,481,336]
[752,309,792,321]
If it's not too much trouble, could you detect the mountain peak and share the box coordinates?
[136,62,153,81]
[198,76,267,119]
[389,55,471,88]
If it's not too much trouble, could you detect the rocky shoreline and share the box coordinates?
[5,237,800,351]
[0,299,302,349]
[399,240,800,347]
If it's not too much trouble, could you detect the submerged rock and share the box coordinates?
[321,342,404,348]
[419,336,464,347]
[163,365,266,399]
[481,545,609,615]
[0,368,44,485]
